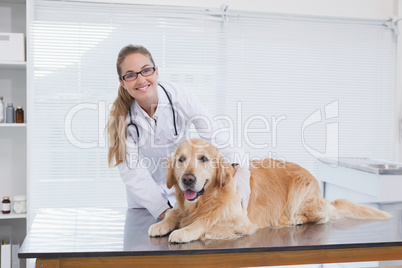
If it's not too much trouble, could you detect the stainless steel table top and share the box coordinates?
[19,203,402,259]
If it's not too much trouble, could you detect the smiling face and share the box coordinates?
[119,53,159,105]
[167,139,233,203]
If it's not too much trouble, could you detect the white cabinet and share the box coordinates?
[0,0,27,214]
[0,0,27,267]
[319,158,402,203]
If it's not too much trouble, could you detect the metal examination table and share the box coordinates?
[19,203,402,268]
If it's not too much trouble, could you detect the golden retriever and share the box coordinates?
[148,138,392,243]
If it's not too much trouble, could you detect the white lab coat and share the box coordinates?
[118,81,243,218]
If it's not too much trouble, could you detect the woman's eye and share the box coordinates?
[142,68,152,75]
[200,156,209,163]
[178,156,185,163]
[125,73,135,80]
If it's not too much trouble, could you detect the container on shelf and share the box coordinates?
[13,195,26,214]
[0,96,4,123]
[5,103,15,123]
[2,196,11,214]
[0,33,25,62]
[15,106,24,123]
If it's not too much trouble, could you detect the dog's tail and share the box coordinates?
[331,199,392,220]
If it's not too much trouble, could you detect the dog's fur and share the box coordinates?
[148,138,392,243]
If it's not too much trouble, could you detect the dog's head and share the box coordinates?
[166,138,234,203]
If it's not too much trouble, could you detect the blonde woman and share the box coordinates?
[107,45,250,219]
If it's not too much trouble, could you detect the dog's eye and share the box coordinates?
[178,156,186,163]
[200,156,209,163]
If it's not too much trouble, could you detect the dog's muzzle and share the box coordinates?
[181,174,206,201]
[182,173,196,187]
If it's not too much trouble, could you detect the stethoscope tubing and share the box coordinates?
[127,83,178,140]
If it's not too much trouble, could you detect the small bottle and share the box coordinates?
[6,103,15,123]
[16,106,24,123]
[2,196,11,214]
[0,97,4,123]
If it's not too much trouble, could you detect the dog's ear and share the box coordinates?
[166,153,176,189]
[216,156,232,188]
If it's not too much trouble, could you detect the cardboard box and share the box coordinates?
[0,33,25,62]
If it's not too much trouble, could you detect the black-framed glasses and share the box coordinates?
[121,67,156,81]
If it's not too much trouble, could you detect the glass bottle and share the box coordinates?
[13,195,27,214]
[16,106,24,123]
[0,96,4,123]
[2,196,11,214]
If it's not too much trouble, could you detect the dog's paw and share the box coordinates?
[168,229,197,243]
[148,222,173,237]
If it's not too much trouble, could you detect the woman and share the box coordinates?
[107,44,250,219]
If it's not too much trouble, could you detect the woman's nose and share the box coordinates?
[136,73,146,83]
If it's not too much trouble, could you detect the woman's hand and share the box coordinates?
[233,165,251,214]
[159,208,170,219]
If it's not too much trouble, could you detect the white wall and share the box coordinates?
[87,0,398,19]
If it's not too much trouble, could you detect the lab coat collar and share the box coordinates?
[128,83,171,127]
[132,84,170,119]
[153,83,171,121]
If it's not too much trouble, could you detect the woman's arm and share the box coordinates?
[118,134,170,219]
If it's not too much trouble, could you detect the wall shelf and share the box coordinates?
[0,61,26,70]
[0,212,26,220]
[0,0,25,4]
[0,123,27,127]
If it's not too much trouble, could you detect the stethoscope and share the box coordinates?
[127,83,178,141]
[127,84,177,209]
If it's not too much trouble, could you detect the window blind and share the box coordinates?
[29,0,397,224]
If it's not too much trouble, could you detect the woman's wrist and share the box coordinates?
[159,208,170,219]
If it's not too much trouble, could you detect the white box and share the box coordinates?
[1,243,11,268]
[0,33,25,62]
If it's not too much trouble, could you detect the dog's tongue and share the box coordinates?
[184,190,197,200]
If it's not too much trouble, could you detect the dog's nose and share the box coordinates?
[182,174,196,186]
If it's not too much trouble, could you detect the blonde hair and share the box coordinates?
[107,45,155,167]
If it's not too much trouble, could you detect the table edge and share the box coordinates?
[18,241,402,259]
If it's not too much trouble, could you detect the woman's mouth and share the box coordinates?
[136,85,150,92]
